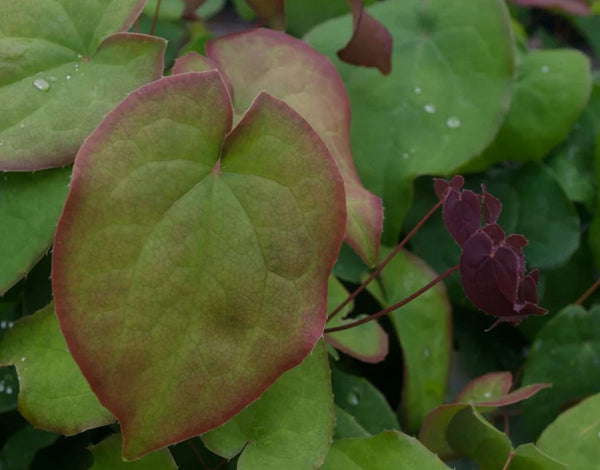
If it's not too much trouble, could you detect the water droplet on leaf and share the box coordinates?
[423,348,431,358]
[6,386,12,395]
[446,116,461,129]
[414,87,422,94]
[0,321,5,329]
[541,65,550,73]
[424,104,435,114]
[347,389,360,405]
[66,75,72,80]
[33,78,50,92]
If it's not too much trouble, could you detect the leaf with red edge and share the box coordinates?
[52,71,346,459]
[245,0,285,29]
[324,277,388,363]
[419,372,550,459]
[0,0,165,170]
[337,0,393,75]
[173,29,382,267]
[508,0,592,15]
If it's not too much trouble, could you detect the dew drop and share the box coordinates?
[414,87,422,94]
[21,357,26,362]
[423,348,431,358]
[74,63,80,72]
[8,321,13,328]
[0,141,3,147]
[484,392,491,398]
[402,153,409,159]
[446,116,461,129]
[347,389,360,405]
[33,78,50,92]
[6,386,12,395]
[0,321,6,329]
[541,65,550,73]
[424,104,436,114]
[76,53,83,59]
[66,74,72,80]
[19,123,25,129]
[0,384,4,393]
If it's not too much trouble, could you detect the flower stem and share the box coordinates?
[324,264,459,334]
[501,450,516,470]
[327,199,443,323]
[574,277,600,306]
[150,0,162,35]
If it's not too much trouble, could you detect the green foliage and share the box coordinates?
[1,0,599,468]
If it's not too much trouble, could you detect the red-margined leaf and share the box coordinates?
[52,71,346,459]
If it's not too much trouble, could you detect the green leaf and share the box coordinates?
[0,425,58,470]
[447,406,512,470]
[454,372,513,403]
[325,277,388,363]
[0,1,165,170]
[0,168,70,295]
[330,366,400,436]
[537,393,600,470]
[320,431,449,470]
[0,303,114,434]
[486,163,580,269]
[202,340,333,470]
[306,0,514,242]
[89,434,176,469]
[370,249,451,433]
[508,444,567,470]
[52,72,346,459]
[174,28,382,266]
[522,305,600,436]
[465,49,591,171]
[333,406,370,440]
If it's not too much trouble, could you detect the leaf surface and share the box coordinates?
[0,1,164,170]
[522,305,600,436]
[0,168,70,295]
[508,444,567,470]
[202,340,333,470]
[320,431,448,470]
[175,29,382,266]
[0,303,114,435]
[369,248,451,433]
[537,393,600,470]
[89,434,176,469]
[52,72,346,458]
[306,0,514,241]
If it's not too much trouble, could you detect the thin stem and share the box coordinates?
[150,0,162,35]
[327,199,443,323]
[188,439,210,470]
[324,264,459,334]
[501,450,516,470]
[574,277,600,306]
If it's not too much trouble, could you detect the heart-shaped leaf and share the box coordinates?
[306,0,514,242]
[320,431,449,470]
[174,28,382,266]
[52,71,346,458]
[325,276,388,363]
[368,248,451,433]
[508,444,567,470]
[522,305,600,436]
[454,371,513,403]
[0,0,165,170]
[89,434,177,469]
[0,426,59,470]
[0,303,114,435]
[201,340,333,470]
[0,168,71,295]
[537,393,600,470]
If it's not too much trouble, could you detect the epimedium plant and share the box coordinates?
[1,0,600,469]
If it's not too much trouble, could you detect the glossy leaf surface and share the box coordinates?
[175,29,382,265]
[370,249,451,432]
[325,277,388,363]
[0,168,70,295]
[202,341,333,470]
[52,72,346,458]
[522,305,600,436]
[89,434,176,469]
[306,0,514,241]
[0,304,114,435]
[0,1,165,170]
[320,431,449,470]
[508,444,567,470]
[537,393,600,470]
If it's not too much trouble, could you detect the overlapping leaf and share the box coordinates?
[0,303,114,435]
[174,28,382,266]
[0,168,70,295]
[202,340,333,470]
[0,0,165,170]
[52,71,346,458]
[369,249,451,433]
[321,431,449,470]
[325,277,388,363]
[306,0,514,242]
[89,434,176,469]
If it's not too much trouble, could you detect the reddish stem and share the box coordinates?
[502,450,516,470]
[150,0,162,35]
[188,440,210,470]
[574,277,600,306]
[327,199,443,323]
[324,264,459,334]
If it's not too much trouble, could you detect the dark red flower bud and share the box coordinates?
[435,177,547,328]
